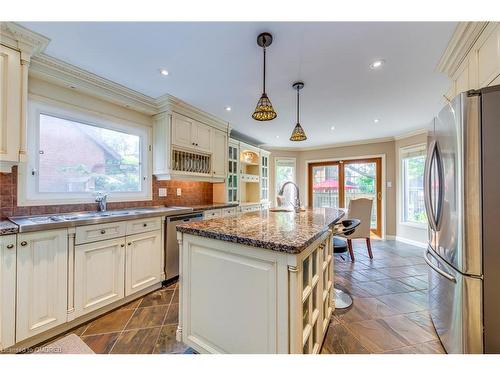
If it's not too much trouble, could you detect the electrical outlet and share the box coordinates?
[158,188,167,197]
[176,188,182,196]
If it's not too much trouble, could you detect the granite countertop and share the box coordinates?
[0,220,18,236]
[176,207,345,254]
[190,203,239,211]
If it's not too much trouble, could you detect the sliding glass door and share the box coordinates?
[308,158,382,236]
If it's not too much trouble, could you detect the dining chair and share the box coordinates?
[342,198,374,261]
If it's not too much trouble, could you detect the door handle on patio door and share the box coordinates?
[424,249,456,283]
[424,140,438,231]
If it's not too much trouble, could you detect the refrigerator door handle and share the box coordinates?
[434,143,445,231]
[424,140,438,231]
[424,248,457,283]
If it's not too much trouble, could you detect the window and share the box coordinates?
[401,145,427,225]
[275,157,296,207]
[22,100,151,204]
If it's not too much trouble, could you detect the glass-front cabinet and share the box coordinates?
[227,141,239,203]
[260,151,269,203]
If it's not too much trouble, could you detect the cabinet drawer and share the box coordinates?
[204,209,222,220]
[75,221,126,245]
[222,207,237,217]
[126,217,162,235]
[240,205,261,213]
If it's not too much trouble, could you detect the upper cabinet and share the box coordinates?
[260,151,270,203]
[171,112,213,153]
[439,22,500,99]
[153,111,229,182]
[0,45,22,168]
[0,22,49,172]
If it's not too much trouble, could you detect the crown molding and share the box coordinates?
[264,136,395,152]
[0,22,50,62]
[393,128,429,141]
[156,94,231,132]
[29,53,159,115]
[436,22,489,76]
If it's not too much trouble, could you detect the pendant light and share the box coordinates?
[289,81,307,141]
[252,32,277,121]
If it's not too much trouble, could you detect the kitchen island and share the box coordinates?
[175,207,344,354]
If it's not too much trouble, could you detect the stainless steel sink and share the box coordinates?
[9,206,194,233]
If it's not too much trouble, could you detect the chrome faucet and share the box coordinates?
[95,192,108,212]
[277,181,301,213]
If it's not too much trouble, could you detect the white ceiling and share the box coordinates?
[20,22,456,148]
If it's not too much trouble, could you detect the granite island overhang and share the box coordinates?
[175,208,345,354]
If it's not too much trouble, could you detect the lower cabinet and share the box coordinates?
[74,237,125,318]
[125,230,162,296]
[16,229,68,342]
[0,235,16,350]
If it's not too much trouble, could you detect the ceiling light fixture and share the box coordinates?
[252,33,277,122]
[225,106,232,111]
[289,81,307,142]
[370,60,385,69]
[160,69,169,76]
[374,118,380,123]
[330,126,335,131]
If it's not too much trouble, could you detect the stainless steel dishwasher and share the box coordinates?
[165,211,204,281]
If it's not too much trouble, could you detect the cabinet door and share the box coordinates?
[211,129,227,178]
[172,113,195,149]
[0,235,16,350]
[74,237,125,318]
[194,122,212,153]
[16,229,68,342]
[477,24,500,87]
[260,153,269,202]
[227,142,239,203]
[0,45,21,163]
[125,231,162,296]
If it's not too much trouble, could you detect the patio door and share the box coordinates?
[308,158,382,236]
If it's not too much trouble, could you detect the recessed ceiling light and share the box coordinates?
[160,69,169,76]
[374,119,380,123]
[276,135,280,139]
[370,60,385,69]
[225,106,231,111]
[330,126,335,131]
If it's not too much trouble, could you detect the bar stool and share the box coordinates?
[333,219,360,309]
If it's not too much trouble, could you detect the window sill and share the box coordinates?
[399,221,427,229]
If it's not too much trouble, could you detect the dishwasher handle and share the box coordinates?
[167,212,203,223]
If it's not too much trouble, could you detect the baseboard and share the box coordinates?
[392,236,427,249]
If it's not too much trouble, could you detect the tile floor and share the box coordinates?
[43,239,444,354]
[322,239,445,354]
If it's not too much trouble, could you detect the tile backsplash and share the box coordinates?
[0,167,213,219]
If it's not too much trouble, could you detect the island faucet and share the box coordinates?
[95,192,108,212]
[277,181,301,213]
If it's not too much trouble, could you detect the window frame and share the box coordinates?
[399,143,427,228]
[19,99,152,206]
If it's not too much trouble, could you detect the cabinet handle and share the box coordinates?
[100,229,106,234]
[6,244,14,249]
[128,242,132,246]
[120,244,125,247]
[143,223,147,227]
[20,241,28,246]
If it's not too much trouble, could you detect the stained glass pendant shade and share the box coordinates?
[289,81,307,141]
[252,33,277,121]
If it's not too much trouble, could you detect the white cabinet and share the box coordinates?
[221,207,237,217]
[171,112,195,150]
[195,122,212,153]
[171,112,212,153]
[0,235,16,350]
[125,230,162,296]
[211,129,227,178]
[204,209,222,220]
[0,45,22,168]
[16,229,68,342]
[477,24,500,87]
[227,141,239,203]
[74,237,125,318]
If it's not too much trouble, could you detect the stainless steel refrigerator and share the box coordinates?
[424,85,500,354]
